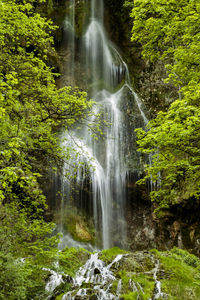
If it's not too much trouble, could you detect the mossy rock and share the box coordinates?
[119,252,155,273]
[99,247,128,264]
[48,247,200,300]
[75,221,93,242]
[66,216,94,243]
[58,205,95,244]
[152,248,200,299]
[58,247,90,277]
[105,248,200,299]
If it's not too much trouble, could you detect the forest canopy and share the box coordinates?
[131,0,200,214]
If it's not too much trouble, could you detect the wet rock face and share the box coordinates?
[104,0,179,116]
[134,60,179,117]
[156,200,200,256]
[126,188,157,251]
[126,184,200,256]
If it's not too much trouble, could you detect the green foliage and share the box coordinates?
[0,249,56,300]
[0,252,28,300]
[0,0,92,204]
[131,0,200,212]
[0,204,57,257]
[0,0,92,298]
[0,203,61,299]
[131,0,200,86]
[0,0,91,235]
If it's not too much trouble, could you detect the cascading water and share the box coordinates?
[58,0,148,249]
[44,251,167,300]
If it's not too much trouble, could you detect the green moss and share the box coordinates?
[122,253,154,273]
[152,248,200,299]
[58,247,90,277]
[121,291,138,299]
[131,274,154,299]
[55,293,65,300]
[117,270,131,291]
[52,282,73,298]
[110,279,118,292]
[99,247,128,263]
[170,247,200,269]
[116,269,153,299]
[160,259,200,299]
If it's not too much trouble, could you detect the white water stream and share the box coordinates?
[61,252,125,300]
[58,0,148,249]
[44,252,166,300]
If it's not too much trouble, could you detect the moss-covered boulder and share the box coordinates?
[55,205,96,244]
[58,247,90,277]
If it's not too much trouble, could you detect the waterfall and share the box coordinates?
[58,0,148,249]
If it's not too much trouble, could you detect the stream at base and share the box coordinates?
[45,251,167,300]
